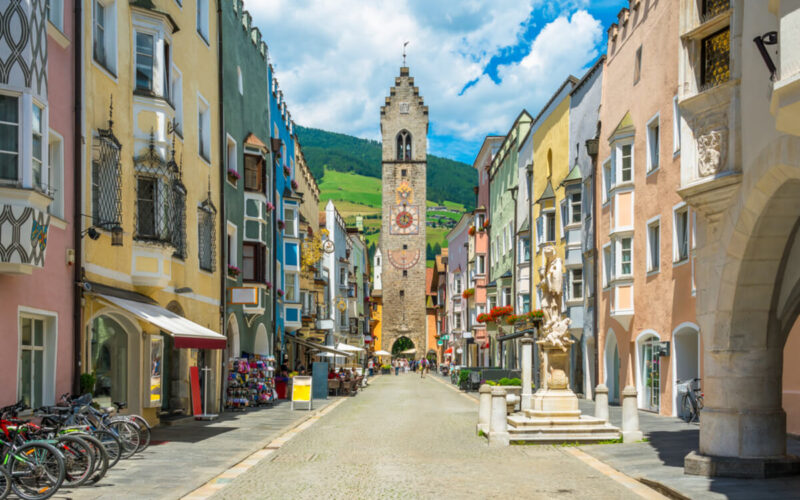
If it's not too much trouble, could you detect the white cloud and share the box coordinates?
[247,0,603,161]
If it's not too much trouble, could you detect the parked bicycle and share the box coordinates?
[677,377,703,423]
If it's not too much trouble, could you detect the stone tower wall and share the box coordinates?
[380,67,429,356]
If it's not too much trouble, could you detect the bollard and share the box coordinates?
[477,384,492,435]
[488,387,510,447]
[621,385,643,443]
[520,337,534,411]
[594,384,609,422]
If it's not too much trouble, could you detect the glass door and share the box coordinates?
[640,338,660,412]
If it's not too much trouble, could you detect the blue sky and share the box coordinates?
[250,1,628,165]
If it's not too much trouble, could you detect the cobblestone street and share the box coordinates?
[207,374,643,500]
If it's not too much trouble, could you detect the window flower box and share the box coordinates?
[468,226,476,236]
[462,288,475,299]
[283,165,291,177]
[227,168,240,183]
[277,219,285,230]
[277,288,284,298]
[291,179,299,190]
[227,265,241,278]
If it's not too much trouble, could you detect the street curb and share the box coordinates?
[636,478,692,500]
[564,447,670,500]
[181,396,349,500]
[428,374,479,403]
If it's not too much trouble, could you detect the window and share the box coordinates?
[242,242,264,282]
[619,144,632,182]
[93,0,117,74]
[502,287,512,307]
[227,224,237,269]
[171,67,183,134]
[396,130,411,160]
[454,313,462,330]
[491,241,497,265]
[519,294,531,313]
[196,0,209,42]
[285,272,299,302]
[47,0,64,31]
[673,96,681,154]
[198,96,210,161]
[619,237,632,276]
[674,206,689,262]
[237,66,243,95]
[339,266,347,287]
[135,32,154,92]
[226,136,237,180]
[570,191,582,224]
[48,132,63,218]
[32,103,43,188]
[545,211,556,243]
[647,219,660,272]
[401,169,407,177]
[702,0,730,20]
[603,244,613,287]
[339,310,348,329]
[243,153,262,192]
[476,213,485,228]
[701,28,730,90]
[519,238,530,263]
[455,276,462,294]
[198,203,216,272]
[18,316,46,409]
[136,177,157,238]
[634,46,642,84]
[91,129,122,228]
[284,206,297,238]
[647,116,659,172]
[0,95,18,181]
[602,159,612,202]
[402,270,407,278]
[477,255,485,275]
[569,268,583,301]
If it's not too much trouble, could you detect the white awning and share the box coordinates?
[400,348,416,354]
[373,350,392,356]
[99,295,227,349]
[336,342,365,353]
[285,335,352,357]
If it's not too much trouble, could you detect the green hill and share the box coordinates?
[297,125,476,210]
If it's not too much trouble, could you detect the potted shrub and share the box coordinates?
[458,369,471,391]
[227,168,240,183]
[227,265,241,278]
[381,364,391,374]
[496,377,523,413]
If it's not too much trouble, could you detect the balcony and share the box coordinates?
[0,186,52,274]
[770,0,800,135]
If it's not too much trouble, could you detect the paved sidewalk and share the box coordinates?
[576,399,800,500]
[210,373,650,499]
[56,397,338,500]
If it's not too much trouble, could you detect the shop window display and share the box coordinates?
[225,355,276,410]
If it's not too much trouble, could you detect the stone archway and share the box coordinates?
[391,336,415,358]
[254,324,269,356]
[604,329,620,404]
[225,314,240,361]
[672,323,700,418]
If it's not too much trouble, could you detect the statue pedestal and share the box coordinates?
[505,345,620,444]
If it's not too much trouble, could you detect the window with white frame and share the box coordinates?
[227,224,237,269]
[455,276,462,294]
[520,294,531,313]
[93,0,117,74]
[487,295,496,310]
[674,206,689,262]
[570,191,582,224]
[476,255,485,275]
[647,218,660,272]
[569,268,583,301]
[545,210,556,243]
[506,223,513,254]
[48,132,63,218]
[47,0,64,31]
[502,287,512,307]
[283,206,298,238]
[618,143,633,183]
[285,272,299,302]
[18,316,49,409]
[134,32,155,92]
[603,244,613,287]
[618,237,632,277]
[454,313,462,330]
[602,159,613,203]
[491,241,497,265]
[171,66,183,133]
[519,237,530,263]
[634,45,642,84]
[339,266,347,287]
[673,96,681,154]
[198,95,210,161]
[476,212,485,228]
[226,135,236,179]
[647,115,659,172]
[196,0,209,42]
[560,199,567,238]
[32,102,44,189]
[0,95,19,182]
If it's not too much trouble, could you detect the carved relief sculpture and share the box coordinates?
[697,129,727,177]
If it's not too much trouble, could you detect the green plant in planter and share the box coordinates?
[80,372,96,396]
[498,377,522,386]
[486,380,498,386]
[458,369,470,385]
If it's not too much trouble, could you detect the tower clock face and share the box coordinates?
[390,205,419,234]
[387,248,420,270]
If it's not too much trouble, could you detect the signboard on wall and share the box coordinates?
[291,376,313,411]
[146,336,163,407]
[229,287,259,305]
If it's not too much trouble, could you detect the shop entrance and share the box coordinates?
[604,330,620,404]
[637,333,661,412]
[90,315,129,407]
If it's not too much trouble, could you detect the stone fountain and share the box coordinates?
[504,247,621,444]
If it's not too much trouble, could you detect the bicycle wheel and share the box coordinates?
[0,465,10,500]
[9,441,65,500]
[93,430,121,469]
[681,395,693,422]
[55,435,94,488]
[72,434,108,484]
[128,415,151,452]
[106,421,140,459]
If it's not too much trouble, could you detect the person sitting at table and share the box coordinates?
[328,368,337,380]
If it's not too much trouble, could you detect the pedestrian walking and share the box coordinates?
[393,359,399,376]
[420,358,426,378]
[368,358,374,377]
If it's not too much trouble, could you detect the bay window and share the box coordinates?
[619,143,633,182]
[0,95,18,181]
[135,32,154,92]
[570,191,582,224]
[569,268,583,301]
[619,237,632,276]
[32,103,43,188]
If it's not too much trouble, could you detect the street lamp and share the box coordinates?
[111,224,124,246]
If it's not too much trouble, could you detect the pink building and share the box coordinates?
[0,0,76,407]
[469,136,502,366]
[596,1,699,417]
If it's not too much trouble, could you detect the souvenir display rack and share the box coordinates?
[225,355,277,411]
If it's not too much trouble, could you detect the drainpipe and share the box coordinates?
[72,0,84,395]
[587,136,600,399]
[216,0,226,413]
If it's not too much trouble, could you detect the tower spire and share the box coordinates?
[402,41,409,66]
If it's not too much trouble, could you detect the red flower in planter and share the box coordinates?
[467,226,476,236]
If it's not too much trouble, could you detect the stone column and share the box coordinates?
[620,385,643,443]
[520,337,534,411]
[594,384,609,422]
[477,384,492,434]
[488,387,509,447]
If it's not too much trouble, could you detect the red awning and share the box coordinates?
[444,347,453,354]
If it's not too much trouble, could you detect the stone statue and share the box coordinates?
[697,129,726,177]
[537,246,573,352]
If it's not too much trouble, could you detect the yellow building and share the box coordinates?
[528,77,579,326]
[79,0,224,423]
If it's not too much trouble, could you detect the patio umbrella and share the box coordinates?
[373,350,391,356]
[400,348,416,355]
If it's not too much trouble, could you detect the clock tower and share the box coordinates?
[380,65,428,356]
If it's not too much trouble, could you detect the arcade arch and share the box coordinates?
[604,329,620,403]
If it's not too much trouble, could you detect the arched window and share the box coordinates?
[396,130,412,161]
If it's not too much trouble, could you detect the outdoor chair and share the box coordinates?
[341,380,352,395]
[328,379,341,396]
